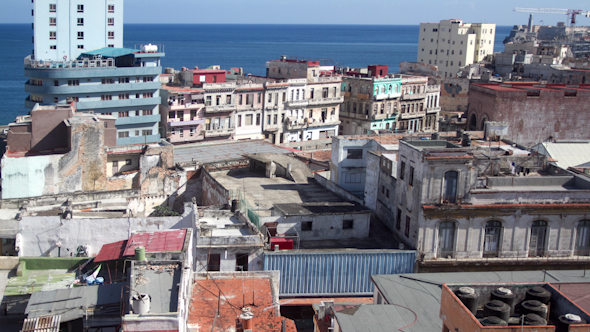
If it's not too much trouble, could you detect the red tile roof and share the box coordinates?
[189,278,297,332]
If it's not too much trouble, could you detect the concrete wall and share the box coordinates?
[440,77,469,114]
[274,212,371,241]
[17,211,193,257]
[313,173,363,205]
[201,170,229,206]
[194,247,264,273]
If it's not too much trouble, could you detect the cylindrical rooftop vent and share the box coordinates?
[491,287,516,314]
[456,287,478,315]
[525,286,551,304]
[484,300,510,323]
[556,314,586,332]
[481,316,508,326]
[523,313,547,326]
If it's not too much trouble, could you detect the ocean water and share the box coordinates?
[0,24,512,125]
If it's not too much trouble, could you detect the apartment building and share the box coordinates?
[26,0,163,145]
[340,65,440,135]
[32,0,124,62]
[418,19,496,78]
[160,86,205,143]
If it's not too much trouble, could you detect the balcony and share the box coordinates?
[115,114,161,126]
[399,111,426,120]
[339,111,370,120]
[372,113,397,120]
[168,119,205,127]
[401,92,427,100]
[263,124,280,132]
[374,92,402,100]
[25,81,162,95]
[286,99,308,108]
[308,96,344,106]
[284,118,307,130]
[168,102,203,111]
[204,127,234,137]
[427,107,441,114]
[204,104,236,113]
[307,118,340,128]
[356,93,370,100]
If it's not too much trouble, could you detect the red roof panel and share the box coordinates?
[122,229,187,256]
[94,240,127,263]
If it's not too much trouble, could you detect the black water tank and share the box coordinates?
[484,300,510,323]
[556,314,587,332]
[481,316,508,326]
[491,287,517,314]
[525,286,551,304]
[456,287,478,315]
[520,300,547,319]
[431,132,440,140]
[523,313,547,326]
[231,199,239,212]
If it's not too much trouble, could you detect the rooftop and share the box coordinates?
[174,140,292,165]
[188,276,297,332]
[130,262,181,314]
[274,202,369,216]
[81,47,137,58]
[94,229,188,262]
[534,141,590,169]
[334,304,420,332]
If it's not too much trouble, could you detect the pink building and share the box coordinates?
[161,86,205,143]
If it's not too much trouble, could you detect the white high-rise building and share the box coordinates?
[417,19,495,78]
[32,0,124,61]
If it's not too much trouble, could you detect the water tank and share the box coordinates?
[523,313,547,326]
[431,132,440,140]
[525,286,551,304]
[481,316,508,326]
[484,300,510,323]
[556,314,587,332]
[135,246,146,261]
[241,310,254,330]
[142,44,158,53]
[520,300,547,319]
[132,293,151,314]
[461,133,472,147]
[231,199,239,212]
[491,288,517,314]
[456,287,478,315]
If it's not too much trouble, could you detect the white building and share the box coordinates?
[417,19,495,78]
[32,0,124,62]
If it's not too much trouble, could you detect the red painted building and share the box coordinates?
[467,83,590,147]
[192,68,226,84]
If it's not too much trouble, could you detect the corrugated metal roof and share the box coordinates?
[537,142,590,169]
[264,250,416,296]
[21,316,61,332]
[25,283,123,322]
[123,229,187,256]
[81,47,136,58]
[371,270,590,332]
[94,240,126,262]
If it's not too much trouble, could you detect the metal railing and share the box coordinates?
[229,189,261,230]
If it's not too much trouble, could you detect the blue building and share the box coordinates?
[25,47,164,145]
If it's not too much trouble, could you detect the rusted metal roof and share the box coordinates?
[94,229,187,262]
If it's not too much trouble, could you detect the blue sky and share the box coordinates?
[2,0,589,26]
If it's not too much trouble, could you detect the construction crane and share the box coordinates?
[513,7,590,27]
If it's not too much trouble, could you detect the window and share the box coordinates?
[322,87,329,98]
[168,111,175,119]
[396,209,402,230]
[143,92,153,98]
[438,221,455,258]
[256,114,260,126]
[142,109,153,116]
[529,221,548,257]
[108,18,114,26]
[142,130,153,136]
[237,115,242,127]
[347,149,363,159]
[77,18,83,26]
[118,111,129,117]
[119,77,129,83]
[400,161,406,180]
[301,221,313,231]
[50,45,56,50]
[101,95,112,100]
[77,45,83,49]
[108,4,115,13]
[207,254,220,271]
[405,216,411,237]
[575,220,590,256]
[49,31,56,40]
[443,171,458,203]
[77,4,84,12]
[386,188,390,198]
[236,253,249,272]
[343,219,354,230]
[143,76,154,82]
[344,173,361,183]
[118,131,129,138]
[102,78,114,84]
[484,221,502,257]
[77,31,84,40]
[108,31,114,39]
[245,114,253,126]
[409,166,414,186]
[118,94,129,99]
[125,159,132,166]
[67,80,79,86]
[108,44,114,48]
[54,97,59,103]
[49,17,56,26]
[49,4,56,12]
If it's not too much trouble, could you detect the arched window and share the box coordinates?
[439,221,456,258]
[529,220,548,257]
[469,113,477,130]
[483,221,502,257]
[575,220,590,256]
[443,171,458,203]
[374,87,379,95]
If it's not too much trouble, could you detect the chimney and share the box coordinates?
[240,309,254,330]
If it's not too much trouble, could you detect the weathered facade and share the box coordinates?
[467,83,590,147]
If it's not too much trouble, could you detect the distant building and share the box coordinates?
[418,19,496,78]
[340,65,440,135]
[467,83,590,146]
[32,0,124,62]
[160,86,205,143]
